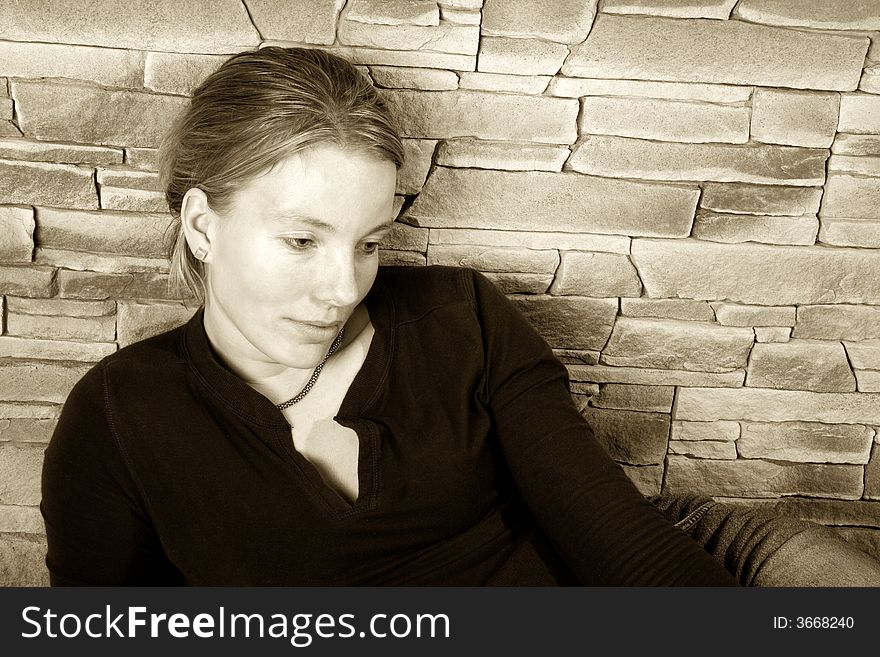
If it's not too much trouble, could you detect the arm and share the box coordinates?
[41,364,183,585]
[467,269,738,586]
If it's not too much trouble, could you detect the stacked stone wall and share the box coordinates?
[1,0,879,584]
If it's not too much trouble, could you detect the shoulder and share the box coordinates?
[373,265,486,320]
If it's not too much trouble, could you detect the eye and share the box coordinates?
[361,241,380,255]
[285,237,315,250]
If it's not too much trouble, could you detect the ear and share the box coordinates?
[179,188,219,263]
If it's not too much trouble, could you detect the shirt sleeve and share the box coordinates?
[466,268,739,586]
[41,363,183,586]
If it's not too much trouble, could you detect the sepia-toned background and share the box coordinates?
[1,0,879,585]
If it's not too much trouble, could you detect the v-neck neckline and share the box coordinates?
[181,275,395,516]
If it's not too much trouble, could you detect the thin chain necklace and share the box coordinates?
[275,327,345,410]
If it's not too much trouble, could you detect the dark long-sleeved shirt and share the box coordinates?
[41,266,738,586]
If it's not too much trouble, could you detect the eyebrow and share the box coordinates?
[270,214,394,235]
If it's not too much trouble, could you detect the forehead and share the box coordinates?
[230,145,398,221]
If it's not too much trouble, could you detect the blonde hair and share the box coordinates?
[160,46,405,303]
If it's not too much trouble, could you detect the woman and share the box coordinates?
[40,46,739,586]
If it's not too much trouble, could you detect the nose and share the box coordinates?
[315,250,361,308]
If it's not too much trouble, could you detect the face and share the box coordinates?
[199,145,397,380]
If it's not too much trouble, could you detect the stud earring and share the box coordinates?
[193,246,208,261]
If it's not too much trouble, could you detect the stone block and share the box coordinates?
[819,218,880,248]
[124,148,160,170]
[0,361,91,404]
[754,327,792,343]
[6,313,115,342]
[601,0,737,19]
[821,172,880,219]
[839,94,880,133]
[435,140,569,172]
[0,404,61,420]
[13,81,188,148]
[559,354,601,369]
[746,340,856,393]
[832,133,880,156]
[844,340,880,370]
[580,97,749,144]
[0,207,34,262]
[0,443,45,506]
[700,183,822,217]
[590,383,674,413]
[631,238,880,305]
[36,249,169,275]
[563,15,867,91]
[828,154,880,177]
[0,534,49,586]
[57,270,182,301]
[383,90,578,144]
[6,297,116,317]
[671,420,740,442]
[35,208,170,258]
[0,506,44,534]
[0,159,96,210]
[346,0,439,25]
[619,465,663,497]
[569,136,827,185]
[713,304,795,327]
[369,66,459,90]
[440,7,481,24]
[484,273,552,295]
[620,298,714,322]
[379,250,426,267]
[325,45,476,71]
[750,89,839,148]
[856,371,880,392]
[100,188,169,213]
[669,440,737,459]
[581,407,669,465]
[734,0,880,30]
[675,387,880,424]
[0,97,11,120]
[548,77,751,102]
[511,296,617,350]
[860,67,880,95]
[397,139,436,195]
[0,41,143,88]
[242,0,343,45]
[481,0,598,43]
[427,245,558,274]
[428,228,629,253]
[739,422,873,464]
[795,305,880,341]
[549,252,641,297]
[438,0,483,8]
[405,167,699,237]
[0,336,115,363]
[0,266,56,298]
[0,138,122,166]
[0,0,259,53]
[383,223,428,252]
[339,17,478,55]
[96,168,162,191]
[569,364,745,387]
[692,212,818,246]
[144,52,227,96]
[458,72,550,95]
[477,37,569,76]
[116,301,196,348]
[759,498,880,528]
[0,122,22,137]
[601,317,753,373]
[868,445,880,498]
[665,455,864,499]
[0,418,57,443]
